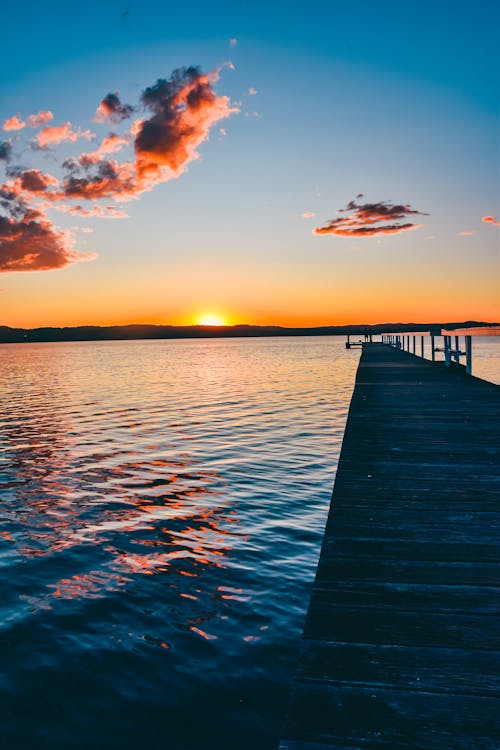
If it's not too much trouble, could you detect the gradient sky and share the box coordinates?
[1,0,498,327]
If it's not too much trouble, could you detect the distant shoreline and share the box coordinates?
[0,321,497,345]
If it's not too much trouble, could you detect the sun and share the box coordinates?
[197,313,227,326]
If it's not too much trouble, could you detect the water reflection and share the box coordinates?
[1,372,239,643]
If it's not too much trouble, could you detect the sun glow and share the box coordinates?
[196,313,227,326]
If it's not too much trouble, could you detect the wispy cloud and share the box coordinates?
[457,230,474,236]
[314,195,427,237]
[27,111,54,128]
[3,111,54,131]
[482,215,500,226]
[301,211,315,219]
[3,115,25,132]
[35,122,94,148]
[94,93,135,124]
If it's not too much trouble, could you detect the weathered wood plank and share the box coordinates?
[280,343,500,750]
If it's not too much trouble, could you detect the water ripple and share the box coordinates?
[0,336,358,749]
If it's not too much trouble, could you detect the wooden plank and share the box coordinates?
[280,344,500,750]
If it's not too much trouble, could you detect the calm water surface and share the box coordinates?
[0,337,359,750]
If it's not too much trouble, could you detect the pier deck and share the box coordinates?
[280,343,500,750]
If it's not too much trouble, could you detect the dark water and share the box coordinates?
[0,336,359,749]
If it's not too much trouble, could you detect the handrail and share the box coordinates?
[380,327,499,376]
[441,326,500,337]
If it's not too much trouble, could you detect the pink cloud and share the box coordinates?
[27,111,54,128]
[0,205,93,273]
[314,195,427,237]
[482,215,500,226]
[53,203,129,219]
[130,119,143,136]
[62,159,137,201]
[72,134,130,166]
[248,87,258,95]
[36,122,93,148]
[134,66,238,181]
[3,115,25,131]
[94,93,135,123]
[457,230,474,236]
[14,169,59,193]
[301,211,315,219]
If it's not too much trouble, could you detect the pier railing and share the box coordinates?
[380,327,500,376]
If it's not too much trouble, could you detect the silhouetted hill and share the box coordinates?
[0,321,497,344]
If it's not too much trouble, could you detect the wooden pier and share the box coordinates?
[280,343,500,750]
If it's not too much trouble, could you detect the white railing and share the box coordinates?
[380,327,500,376]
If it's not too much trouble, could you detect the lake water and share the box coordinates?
[0,336,358,750]
[1,335,498,749]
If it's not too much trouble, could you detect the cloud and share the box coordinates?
[3,115,25,131]
[314,195,427,237]
[61,159,137,201]
[0,192,93,272]
[248,87,258,95]
[3,111,54,132]
[36,122,93,148]
[56,66,237,203]
[64,133,130,168]
[0,62,236,273]
[11,168,59,193]
[53,203,129,219]
[0,141,12,161]
[301,211,315,219]
[94,93,135,123]
[135,66,238,181]
[482,215,500,226]
[457,230,474,236]
[229,38,237,46]
[27,111,54,128]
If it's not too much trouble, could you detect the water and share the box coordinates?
[0,336,359,750]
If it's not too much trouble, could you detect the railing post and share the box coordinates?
[465,336,472,375]
[431,334,435,361]
[412,336,416,354]
[454,336,460,364]
[444,335,451,367]
[421,336,424,358]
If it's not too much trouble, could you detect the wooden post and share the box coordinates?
[444,336,451,367]
[421,336,424,358]
[454,336,460,364]
[413,336,416,354]
[466,336,472,375]
[431,334,435,361]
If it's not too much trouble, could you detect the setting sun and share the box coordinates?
[197,313,227,326]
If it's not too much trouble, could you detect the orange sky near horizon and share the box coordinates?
[3,250,499,328]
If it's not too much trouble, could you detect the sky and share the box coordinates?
[0,0,499,328]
